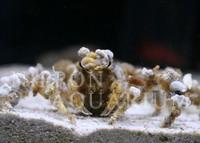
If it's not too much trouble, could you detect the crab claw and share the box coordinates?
[81,106,93,116]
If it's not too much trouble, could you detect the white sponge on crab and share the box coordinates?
[171,94,191,108]
[78,47,90,57]
[183,73,193,90]
[95,49,113,60]
[141,68,154,77]
[170,81,187,93]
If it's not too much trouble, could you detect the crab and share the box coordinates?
[0,47,142,124]
[54,47,142,124]
[0,47,200,128]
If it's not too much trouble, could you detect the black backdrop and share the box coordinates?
[0,0,199,70]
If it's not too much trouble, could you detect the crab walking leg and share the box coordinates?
[161,101,181,128]
[50,94,76,124]
[0,98,13,112]
[134,90,145,103]
[0,92,20,112]
[100,81,123,116]
[161,95,191,128]
[151,91,162,116]
[69,91,92,115]
[108,91,136,124]
[67,76,92,115]
[135,79,156,103]
[108,102,127,124]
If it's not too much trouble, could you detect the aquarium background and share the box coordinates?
[0,0,199,70]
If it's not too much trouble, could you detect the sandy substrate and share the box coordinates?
[0,65,200,143]
[0,94,200,143]
[1,114,200,143]
[12,95,200,136]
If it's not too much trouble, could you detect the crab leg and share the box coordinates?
[100,81,123,116]
[161,95,191,127]
[50,94,76,124]
[108,94,133,124]
[67,74,92,115]
[69,91,92,115]
[108,87,139,124]
[151,90,162,116]
[134,90,145,103]
[161,101,181,128]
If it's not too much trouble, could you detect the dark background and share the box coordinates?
[0,0,199,70]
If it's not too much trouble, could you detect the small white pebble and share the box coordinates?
[129,86,141,98]
[183,73,193,90]
[171,94,191,108]
[170,81,187,93]
[141,68,154,77]
[78,47,90,57]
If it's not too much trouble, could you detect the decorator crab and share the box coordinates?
[54,47,141,124]
[0,47,200,128]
